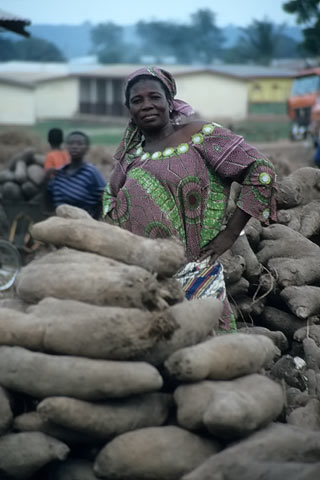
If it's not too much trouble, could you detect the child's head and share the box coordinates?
[65,131,90,161]
[48,128,64,148]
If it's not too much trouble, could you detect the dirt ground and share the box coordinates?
[254,139,315,178]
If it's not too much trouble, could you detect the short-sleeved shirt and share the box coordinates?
[44,150,70,170]
[48,163,106,219]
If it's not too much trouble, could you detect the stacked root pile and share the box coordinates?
[0,148,45,204]
[0,148,46,239]
[0,170,320,479]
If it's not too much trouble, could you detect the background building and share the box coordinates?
[0,62,297,125]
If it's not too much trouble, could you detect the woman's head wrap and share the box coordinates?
[114,66,195,162]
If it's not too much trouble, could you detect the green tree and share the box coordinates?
[0,36,65,61]
[90,22,136,63]
[0,38,19,61]
[283,0,320,55]
[275,34,301,58]
[224,19,289,65]
[15,37,65,61]
[137,9,224,65]
[189,9,224,63]
[136,20,194,63]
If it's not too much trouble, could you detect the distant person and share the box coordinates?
[314,142,320,168]
[47,131,106,219]
[44,128,70,172]
[310,117,320,168]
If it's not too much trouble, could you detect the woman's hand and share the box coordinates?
[198,207,251,264]
[198,229,238,264]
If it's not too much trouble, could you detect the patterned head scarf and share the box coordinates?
[114,66,195,162]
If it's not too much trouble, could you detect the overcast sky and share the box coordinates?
[2,0,298,27]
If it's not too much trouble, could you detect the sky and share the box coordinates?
[2,0,297,27]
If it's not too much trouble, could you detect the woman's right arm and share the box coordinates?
[103,160,127,218]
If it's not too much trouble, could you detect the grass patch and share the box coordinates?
[88,131,124,146]
[25,119,125,147]
[233,117,291,143]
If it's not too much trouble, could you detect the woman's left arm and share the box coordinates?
[204,131,277,225]
[199,131,277,263]
[198,207,250,263]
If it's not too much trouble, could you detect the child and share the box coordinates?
[44,128,70,172]
[47,131,106,219]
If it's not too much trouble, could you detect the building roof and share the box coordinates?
[0,9,31,37]
[208,64,297,79]
[0,71,67,87]
[74,64,195,78]
[69,64,298,80]
[294,67,320,77]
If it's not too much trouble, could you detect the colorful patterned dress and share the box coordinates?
[103,122,277,331]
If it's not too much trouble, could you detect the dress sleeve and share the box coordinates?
[236,156,277,224]
[201,125,277,224]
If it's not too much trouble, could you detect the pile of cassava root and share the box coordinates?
[0,166,320,479]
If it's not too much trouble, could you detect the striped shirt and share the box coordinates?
[48,163,106,219]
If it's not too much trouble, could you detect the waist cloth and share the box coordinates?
[174,259,237,332]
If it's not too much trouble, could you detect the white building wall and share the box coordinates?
[0,83,35,125]
[35,77,79,119]
[176,74,249,122]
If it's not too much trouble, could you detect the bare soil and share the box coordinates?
[254,139,315,178]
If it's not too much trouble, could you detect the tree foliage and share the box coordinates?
[0,7,300,65]
[90,21,140,63]
[0,36,65,62]
[0,38,19,61]
[283,0,320,23]
[136,20,194,63]
[224,18,299,65]
[88,8,300,65]
[136,9,224,65]
[283,0,320,55]
[189,9,224,63]
[16,37,66,61]
[91,22,123,49]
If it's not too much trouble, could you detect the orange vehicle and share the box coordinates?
[288,67,320,141]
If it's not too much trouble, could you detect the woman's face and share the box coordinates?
[128,79,171,131]
[66,133,88,160]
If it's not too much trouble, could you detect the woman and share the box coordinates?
[103,67,277,331]
[47,131,106,219]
